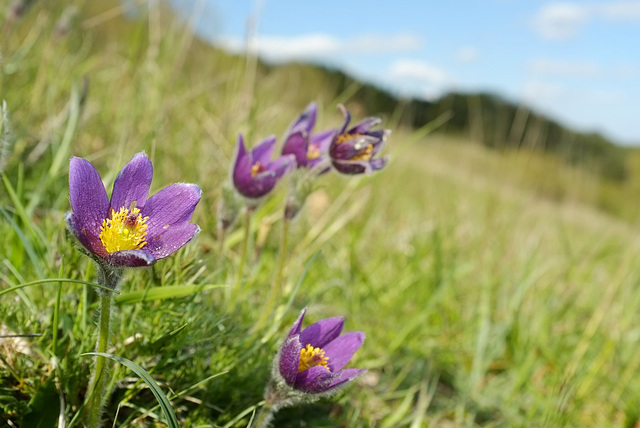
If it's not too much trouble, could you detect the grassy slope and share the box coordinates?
[2,2,640,427]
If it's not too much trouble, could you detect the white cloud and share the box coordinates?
[389,60,450,85]
[388,59,453,100]
[533,3,589,40]
[455,47,480,63]
[596,1,640,21]
[349,34,423,53]
[216,33,422,62]
[533,1,640,40]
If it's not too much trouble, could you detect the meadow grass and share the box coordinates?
[2,2,640,427]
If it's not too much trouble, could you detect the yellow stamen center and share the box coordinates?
[350,144,374,161]
[306,144,321,160]
[251,161,265,178]
[99,206,149,253]
[298,344,330,373]
[335,132,360,145]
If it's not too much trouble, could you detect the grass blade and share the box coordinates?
[113,283,225,305]
[82,352,180,428]
[0,278,116,297]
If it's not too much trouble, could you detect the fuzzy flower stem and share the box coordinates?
[86,266,121,428]
[231,207,253,308]
[253,401,275,428]
[253,216,290,331]
[254,379,303,428]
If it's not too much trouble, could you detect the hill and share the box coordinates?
[82,0,629,182]
[260,62,628,181]
[4,2,640,428]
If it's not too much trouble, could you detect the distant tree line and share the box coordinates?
[86,1,629,182]
[315,67,628,182]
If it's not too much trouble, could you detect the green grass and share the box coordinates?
[3,2,640,427]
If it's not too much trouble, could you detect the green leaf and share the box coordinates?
[22,377,60,428]
[82,352,179,428]
[114,283,225,305]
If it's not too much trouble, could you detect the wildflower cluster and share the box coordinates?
[61,102,388,428]
[230,102,389,219]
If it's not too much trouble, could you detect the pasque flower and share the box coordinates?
[277,308,366,394]
[232,134,295,199]
[281,102,334,172]
[329,105,389,175]
[66,152,201,268]
[279,102,334,221]
[254,310,367,427]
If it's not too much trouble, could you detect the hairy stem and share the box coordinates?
[253,401,275,428]
[86,266,121,428]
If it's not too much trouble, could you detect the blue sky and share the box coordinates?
[169,0,640,145]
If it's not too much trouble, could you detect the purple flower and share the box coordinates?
[277,309,366,394]
[281,102,334,172]
[329,105,389,175]
[232,134,295,199]
[66,152,201,268]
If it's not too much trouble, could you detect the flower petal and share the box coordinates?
[370,157,387,171]
[281,131,309,166]
[145,223,200,259]
[324,368,367,391]
[337,104,351,134]
[233,134,248,172]
[266,154,295,178]
[109,152,153,211]
[278,336,302,386]
[237,170,276,196]
[288,102,317,136]
[236,133,247,157]
[69,157,109,237]
[288,308,307,338]
[331,160,367,175]
[142,183,202,237]
[299,317,344,349]
[251,136,277,165]
[310,129,336,152]
[349,117,382,134]
[368,130,388,151]
[65,212,107,257]
[294,365,333,393]
[105,249,156,267]
[233,135,259,196]
[282,132,309,166]
[323,331,365,371]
